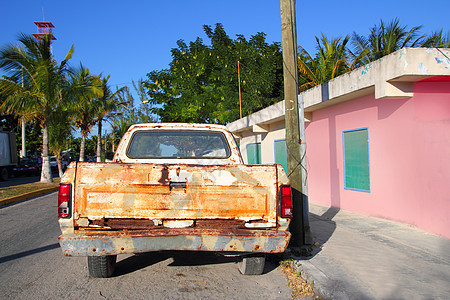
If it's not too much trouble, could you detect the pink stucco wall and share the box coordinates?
[305,80,450,238]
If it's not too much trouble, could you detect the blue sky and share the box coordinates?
[2,0,448,94]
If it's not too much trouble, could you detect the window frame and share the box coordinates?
[125,130,231,159]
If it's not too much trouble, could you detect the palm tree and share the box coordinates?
[0,33,73,182]
[69,64,103,162]
[132,79,155,123]
[112,117,134,145]
[351,18,424,66]
[297,33,350,91]
[94,75,123,162]
[421,29,450,48]
[49,110,72,177]
[49,102,73,177]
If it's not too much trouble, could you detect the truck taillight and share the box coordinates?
[280,185,293,218]
[58,183,71,218]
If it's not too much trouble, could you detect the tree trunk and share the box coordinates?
[80,133,86,162]
[57,153,64,178]
[40,125,53,183]
[97,119,102,162]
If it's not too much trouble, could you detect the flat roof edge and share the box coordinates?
[228,48,450,132]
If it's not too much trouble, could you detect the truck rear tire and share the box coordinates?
[0,168,8,181]
[87,255,117,278]
[238,255,265,275]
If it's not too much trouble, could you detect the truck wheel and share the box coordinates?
[87,255,117,278]
[0,168,8,181]
[238,255,265,275]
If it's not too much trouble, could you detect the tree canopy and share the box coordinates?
[0,33,74,182]
[145,23,284,124]
[298,18,448,92]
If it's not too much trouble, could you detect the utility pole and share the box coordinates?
[238,61,242,119]
[280,0,309,247]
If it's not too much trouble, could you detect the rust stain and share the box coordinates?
[157,165,169,185]
[59,228,291,256]
[89,218,159,230]
[71,227,288,238]
[61,123,292,257]
[73,163,278,221]
[194,219,245,229]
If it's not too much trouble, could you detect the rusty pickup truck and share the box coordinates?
[58,123,292,277]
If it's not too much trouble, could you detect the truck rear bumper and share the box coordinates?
[58,229,291,256]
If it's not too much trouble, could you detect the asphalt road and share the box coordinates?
[0,192,292,299]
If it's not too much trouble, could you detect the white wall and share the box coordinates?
[237,120,286,165]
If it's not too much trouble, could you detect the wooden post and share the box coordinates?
[238,61,242,119]
[280,0,304,246]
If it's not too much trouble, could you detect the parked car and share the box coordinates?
[50,156,58,173]
[12,158,41,177]
[28,158,42,176]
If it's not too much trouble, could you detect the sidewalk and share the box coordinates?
[292,203,450,300]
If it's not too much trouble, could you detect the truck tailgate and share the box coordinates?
[73,162,279,223]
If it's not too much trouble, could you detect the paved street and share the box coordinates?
[0,192,292,299]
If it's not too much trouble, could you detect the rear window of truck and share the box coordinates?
[127,131,231,159]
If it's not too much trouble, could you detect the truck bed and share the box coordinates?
[72,162,284,227]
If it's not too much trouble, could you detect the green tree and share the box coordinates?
[111,117,133,147]
[0,33,73,182]
[297,33,351,91]
[132,79,155,123]
[351,18,424,66]
[421,28,450,47]
[94,75,123,162]
[68,64,103,162]
[105,80,156,152]
[84,136,97,159]
[145,23,283,123]
[49,105,73,177]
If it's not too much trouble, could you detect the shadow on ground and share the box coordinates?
[291,207,339,258]
[114,251,278,277]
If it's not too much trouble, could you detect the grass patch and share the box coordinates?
[0,178,60,201]
[279,259,318,299]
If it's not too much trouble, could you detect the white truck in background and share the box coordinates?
[0,131,18,181]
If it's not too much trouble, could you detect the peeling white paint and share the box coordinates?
[245,222,276,228]
[418,63,429,74]
[203,170,237,186]
[168,168,192,182]
[435,57,450,69]
[163,220,194,228]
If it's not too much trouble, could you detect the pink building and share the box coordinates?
[228,48,450,238]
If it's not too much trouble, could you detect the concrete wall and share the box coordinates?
[228,48,450,238]
[237,120,285,165]
[305,80,450,238]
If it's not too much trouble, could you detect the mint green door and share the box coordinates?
[246,143,261,164]
[274,139,287,172]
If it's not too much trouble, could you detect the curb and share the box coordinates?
[0,186,59,206]
[292,258,334,300]
[286,246,354,300]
